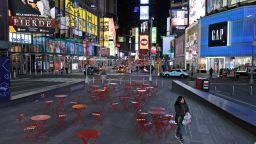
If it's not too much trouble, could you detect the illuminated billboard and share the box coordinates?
[140,35,149,49]
[162,36,175,55]
[8,0,55,33]
[151,27,157,44]
[9,33,31,44]
[8,0,55,18]
[140,0,149,4]
[171,7,188,31]
[100,18,109,47]
[207,0,256,14]
[189,0,206,24]
[9,16,55,33]
[140,6,149,20]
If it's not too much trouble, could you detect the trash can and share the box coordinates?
[195,77,209,92]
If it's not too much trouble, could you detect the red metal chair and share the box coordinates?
[44,100,54,112]
[88,92,98,103]
[119,96,130,110]
[17,113,37,143]
[131,101,143,113]
[110,101,119,111]
[91,105,105,124]
[56,110,68,128]
[136,118,152,136]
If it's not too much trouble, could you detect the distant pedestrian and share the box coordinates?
[65,67,68,74]
[209,67,213,78]
[174,96,190,143]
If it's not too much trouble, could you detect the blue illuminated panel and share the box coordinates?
[200,6,256,57]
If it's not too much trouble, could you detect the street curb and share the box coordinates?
[0,81,85,108]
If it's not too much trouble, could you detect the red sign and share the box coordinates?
[151,46,156,54]
[116,43,120,48]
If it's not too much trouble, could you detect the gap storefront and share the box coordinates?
[200,6,256,72]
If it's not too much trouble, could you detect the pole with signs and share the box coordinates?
[149,17,154,81]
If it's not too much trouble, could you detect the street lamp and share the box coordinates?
[248,14,256,85]
[149,17,154,81]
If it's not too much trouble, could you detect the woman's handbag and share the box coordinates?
[182,112,192,125]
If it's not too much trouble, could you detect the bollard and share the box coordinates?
[14,71,16,79]
[251,86,253,96]
[93,77,95,84]
[232,85,235,96]
[130,78,131,84]
[41,70,43,76]
[102,78,104,84]
[215,86,217,92]
[161,80,164,88]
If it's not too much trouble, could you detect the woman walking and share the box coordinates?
[174,96,190,143]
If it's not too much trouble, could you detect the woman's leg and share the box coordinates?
[176,123,182,138]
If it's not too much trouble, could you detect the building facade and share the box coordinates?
[7,0,117,77]
[200,6,256,72]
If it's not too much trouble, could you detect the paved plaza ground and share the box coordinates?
[0,76,255,144]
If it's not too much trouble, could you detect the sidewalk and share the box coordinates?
[0,79,255,144]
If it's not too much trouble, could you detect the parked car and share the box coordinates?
[161,69,189,78]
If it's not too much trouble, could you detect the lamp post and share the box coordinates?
[149,17,154,81]
[249,14,256,85]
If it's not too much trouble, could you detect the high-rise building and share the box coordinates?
[5,0,117,77]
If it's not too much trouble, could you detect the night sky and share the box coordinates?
[117,0,170,49]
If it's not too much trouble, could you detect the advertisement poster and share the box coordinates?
[0,57,10,101]
[140,6,149,20]
[8,0,55,33]
[140,35,149,49]
[189,0,206,24]
[55,39,66,54]
[9,0,55,18]
[207,0,254,14]
[171,7,188,31]
[46,38,54,53]
[33,36,45,52]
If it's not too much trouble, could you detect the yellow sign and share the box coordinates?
[100,18,109,47]
[65,0,75,27]
[81,8,86,32]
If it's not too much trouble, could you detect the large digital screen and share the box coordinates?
[162,36,175,55]
[207,0,256,14]
[140,0,149,4]
[189,0,206,25]
[208,21,228,47]
[140,35,149,49]
[9,0,55,18]
[171,7,188,31]
[8,0,55,33]
[140,6,149,20]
